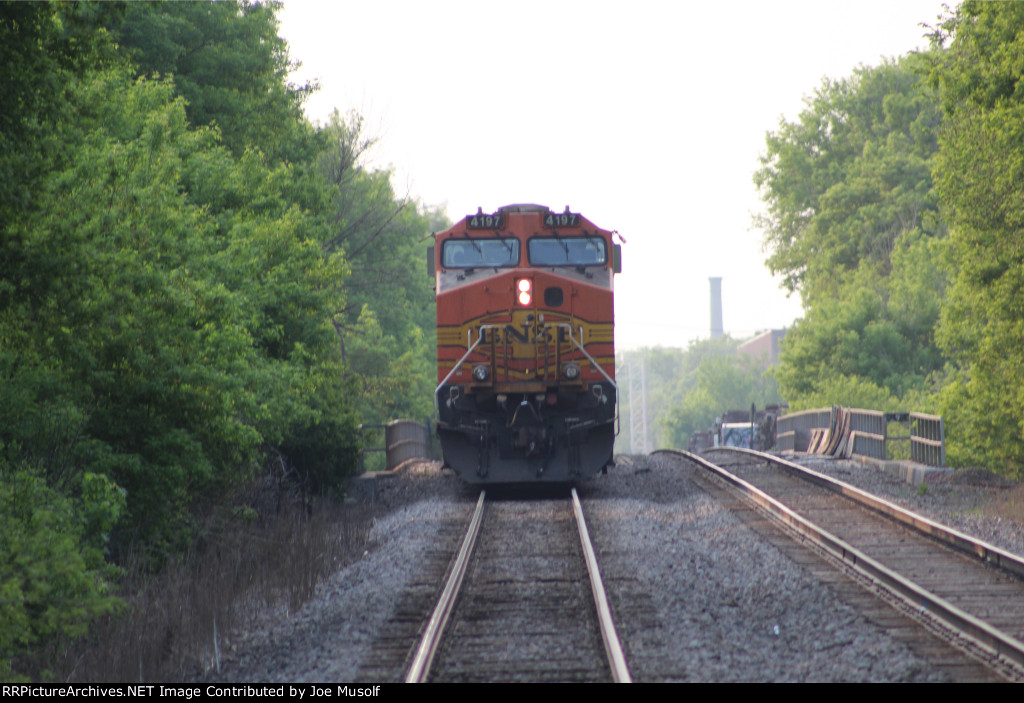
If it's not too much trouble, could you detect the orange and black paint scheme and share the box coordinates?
[428,204,621,483]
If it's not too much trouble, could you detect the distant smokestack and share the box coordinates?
[709,277,723,339]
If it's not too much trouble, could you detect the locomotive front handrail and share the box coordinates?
[558,323,616,389]
[434,324,502,417]
[559,322,619,435]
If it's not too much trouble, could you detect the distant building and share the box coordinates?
[738,329,787,368]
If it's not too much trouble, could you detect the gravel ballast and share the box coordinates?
[205,466,468,682]
[578,454,949,682]
[205,454,1022,682]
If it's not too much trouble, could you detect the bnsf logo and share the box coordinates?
[477,324,575,345]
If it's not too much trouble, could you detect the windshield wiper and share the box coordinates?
[460,232,483,255]
[550,230,570,261]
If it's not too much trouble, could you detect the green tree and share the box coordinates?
[616,346,702,452]
[662,346,782,448]
[320,111,442,428]
[929,1,1024,476]
[116,0,316,163]
[755,55,943,299]
[0,466,124,681]
[773,240,945,404]
[0,0,373,678]
[0,8,136,656]
[755,54,948,412]
[618,338,781,452]
[1,1,360,559]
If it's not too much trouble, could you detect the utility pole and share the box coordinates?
[628,354,649,454]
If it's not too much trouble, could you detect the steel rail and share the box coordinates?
[571,487,632,683]
[706,446,1024,581]
[405,490,486,683]
[657,448,1024,673]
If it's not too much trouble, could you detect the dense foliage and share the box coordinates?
[754,4,1024,479]
[319,111,440,431]
[0,1,438,679]
[755,55,947,412]
[928,1,1024,475]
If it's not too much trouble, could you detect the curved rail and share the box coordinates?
[658,448,1024,675]
[706,446,1024,579]
[405,491,486,683]
[572,487,632,683]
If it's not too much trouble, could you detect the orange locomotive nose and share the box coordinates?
[431,204,621,484]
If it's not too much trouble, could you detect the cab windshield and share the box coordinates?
[528,237,606,267]
[442,239,519,268]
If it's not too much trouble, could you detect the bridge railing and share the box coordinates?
[910,412,945,467]
[776,406,944,467]
[776,408,831,453]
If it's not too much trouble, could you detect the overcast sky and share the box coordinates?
[278,0,950,350]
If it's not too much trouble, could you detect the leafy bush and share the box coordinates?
[0,463,124,681]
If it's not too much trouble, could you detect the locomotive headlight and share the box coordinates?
[517,278,532,306]
[472,364,490,382]
[563,363,581,380]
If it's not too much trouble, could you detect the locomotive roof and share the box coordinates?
[496,203,549,213]
[436,204,613,239]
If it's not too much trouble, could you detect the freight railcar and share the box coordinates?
[428,204,621,483]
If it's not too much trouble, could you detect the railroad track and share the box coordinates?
[406,488,631,683]
[660,447,1024,681]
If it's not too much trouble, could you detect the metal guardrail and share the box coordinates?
[776,406,943,467]
[776,408,831,453]
[848,430,886,460]
[910,412,945,467]
[846,408,886,460]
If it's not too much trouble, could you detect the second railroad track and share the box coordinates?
[669,447,1024,681]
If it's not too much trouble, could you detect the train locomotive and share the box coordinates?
[429,204,621,483]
